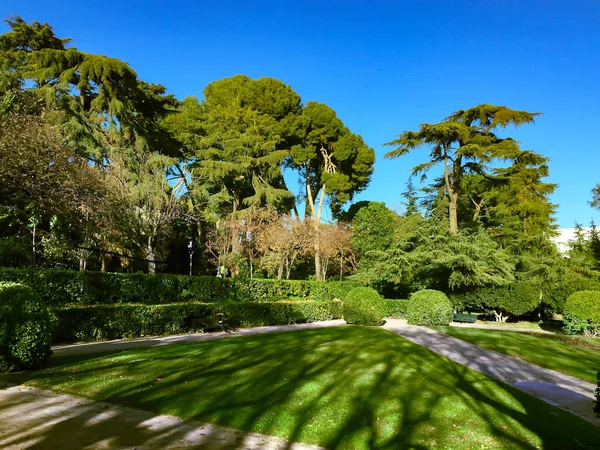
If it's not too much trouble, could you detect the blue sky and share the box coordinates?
[3,0,599,228]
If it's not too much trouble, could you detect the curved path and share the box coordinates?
[383,319,599,426]
[2,318,598,449]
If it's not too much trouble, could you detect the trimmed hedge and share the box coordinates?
[563,290,600,336]
[0,267,360,307]
[0,282,53,372]
[545,278,600,314]
[449,282,540,321]
[53,301,343,343]
[342,287,384,326]
[382,299,409,319]
[406,290,453,326]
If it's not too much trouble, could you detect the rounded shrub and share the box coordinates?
[406,289,453,326]
[0,282,53,372]
[343,287,384,326]
[563,290,600,336]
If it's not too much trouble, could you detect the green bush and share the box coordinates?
[563,290,600,336]
[53,301,343,343]
[0,267,360,306]
[406,290,453,326]
[449,282,539,321]
[545,278,600,314]
[0,282,53,372]
[343,287,384,326]
[382,299,409,318]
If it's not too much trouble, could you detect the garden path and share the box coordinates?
[0,383,324,449]
[383,319,600,426]
[51,320,348,357]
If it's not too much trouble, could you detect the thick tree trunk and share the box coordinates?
[449,192,459,236]
[147,236,156,274]
[443,148,459,236]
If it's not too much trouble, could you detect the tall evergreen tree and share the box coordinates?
[384,104,539,236]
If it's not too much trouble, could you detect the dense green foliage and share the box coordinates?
[436,327,600,384]
[544,277,600,314]
[53,301,343,343]
[563,290,600,336]
[342,287,384,326]
[406,289,453,326]
[0,267,359,307]
[382,299,409,318]
[450,282,540,321]
[0,17,373,281]
[0,282,52,372]
[9,327,600,449]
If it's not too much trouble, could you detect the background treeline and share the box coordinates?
[2,17,600,320]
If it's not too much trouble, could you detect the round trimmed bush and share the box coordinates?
[563,290,600,336]
[343,287,384,326]
[407,289,453,326]
[0,282,53,372]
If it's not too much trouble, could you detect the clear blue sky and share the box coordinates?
[3,0,599,228]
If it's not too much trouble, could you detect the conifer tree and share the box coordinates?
[385,104,539,236]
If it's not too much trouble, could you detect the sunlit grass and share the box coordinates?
[436,327,600,383]
[4,327,600,449]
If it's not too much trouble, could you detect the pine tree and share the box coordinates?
[385,104,539,236]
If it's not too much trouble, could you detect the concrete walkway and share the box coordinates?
[52,320,348,357]
[383,319,600,426]
[0,384,323,450]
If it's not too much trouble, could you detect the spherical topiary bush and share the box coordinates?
[563,290,600,336]
[343,287,384,326]
[406,289,453,326]
[0,282,53,372]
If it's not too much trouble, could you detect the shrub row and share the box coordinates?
[0,267,359,307]
[53,301,343,343]
[545,278,600,314]
[563,290,600,336]
[382,299,409,318]
[0,282,53,372]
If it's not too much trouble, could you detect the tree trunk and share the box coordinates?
[147,236,156,274]
[443,148,459,236]
[101,254,110,272]
[306,177,327,281]
[277,256,285,280]
[449,192,459,236]
[231,192,242,255]
[31,222,36,268]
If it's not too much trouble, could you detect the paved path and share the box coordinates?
[52,320,347,357]
[383,319,600,426]
[0,384,323,450]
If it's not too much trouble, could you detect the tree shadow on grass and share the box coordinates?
[2,326,600,449]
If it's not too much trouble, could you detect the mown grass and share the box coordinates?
[436,326,600,383]
[3,327,600,449]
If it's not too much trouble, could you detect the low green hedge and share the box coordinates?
[0,267,360,307]
[343,287,384,326]
[563,290,600,336]
[406,290,453,326]
[545,278,600,314]
[0,282,53,372]
[53,300,343,343]
[382,299,409,318]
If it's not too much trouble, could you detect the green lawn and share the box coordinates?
[436,327,600,384]
[4,327,600,449]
